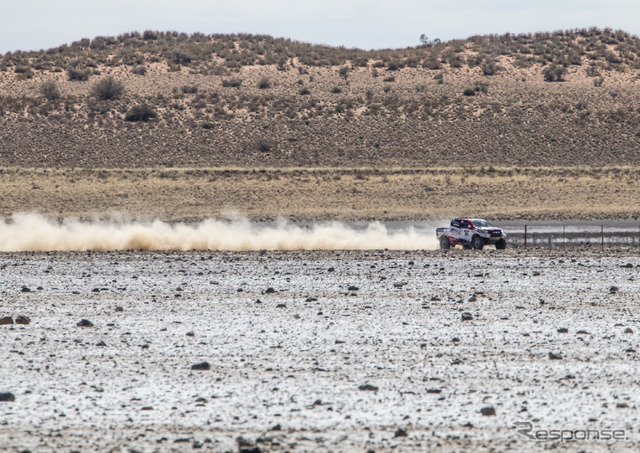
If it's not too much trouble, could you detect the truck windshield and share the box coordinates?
[472,219,491,227]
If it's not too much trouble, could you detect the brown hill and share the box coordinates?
[2,28,640,168]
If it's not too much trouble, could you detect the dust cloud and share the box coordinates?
[0,213,439,252]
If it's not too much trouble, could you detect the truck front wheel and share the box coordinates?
[495,238,507,250]
[440,236,450,250]
[472,236,484,250]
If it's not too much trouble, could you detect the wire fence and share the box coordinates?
[506,225,640,248]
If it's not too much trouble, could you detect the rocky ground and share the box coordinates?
[1,248,639,452]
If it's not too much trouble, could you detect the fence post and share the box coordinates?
[563,225,565,248]
[601,225,604,250]
[524,224,527,248]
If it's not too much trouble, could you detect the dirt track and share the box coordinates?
[1,248,639,452]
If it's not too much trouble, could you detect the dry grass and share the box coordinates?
[1,167,639,221]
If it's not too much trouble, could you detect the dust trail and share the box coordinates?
[0,213,439,252]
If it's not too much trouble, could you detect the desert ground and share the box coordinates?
[1,248,639,452]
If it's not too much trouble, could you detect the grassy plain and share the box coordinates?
[1,167,639,222]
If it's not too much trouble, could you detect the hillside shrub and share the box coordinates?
[257,77,270,89]
[131,64,147,75]
[543,64,568,82]
[222,78,242,88]
[125,105,157,122]
[91,76,124,100]
[66,58,89,81]
[40,80,61,101]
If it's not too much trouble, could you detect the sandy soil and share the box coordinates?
[1,167,640,222]
[1,248,639,452]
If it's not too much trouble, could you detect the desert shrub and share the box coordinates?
[171,49,192,64]
[181,85,198,94]
[299,87,311,95]
[339,66,350,83]
[131,64,147,75]
[331,86,342,94]
[352,57,368,67]
[387,61,403,71]
[463,88,475,96]
[585,65,600,77]
[91,76,124,100]
[383,76,395,82]
[594,76,604,87]
[481,60,499,75]
[257,77,270,89]
[277,57,288,71]
[40,79,61,101]
[257,139,272,152]
[201,122,215,129]
[605,51,621,64]
[474,81,489,93]
[66,58,89,81]
[543,64,568,82]
[222,78,242,87]
[125,105,157,122]
[142,30,158,41]
[423,57,442,70]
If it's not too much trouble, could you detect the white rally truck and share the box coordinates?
[436,218,507,250]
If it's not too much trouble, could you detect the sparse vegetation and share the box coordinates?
[1,28,640,170]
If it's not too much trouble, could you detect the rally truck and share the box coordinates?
[436,218,507,250]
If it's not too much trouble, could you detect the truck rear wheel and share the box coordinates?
[472,236,484,250]
[495,238,506,249]
[440,236,450,250]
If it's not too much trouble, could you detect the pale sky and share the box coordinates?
[1,0,638,54]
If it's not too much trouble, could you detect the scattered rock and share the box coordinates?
[21,286,31,293]
[265,287,275,294]
[186,331,195,337]
[394,428,408,438]
[275,304,287,309]
[327,267,335,272]
[461,312,473,321]
[15,316,30,325]
[77,319,93,327]
[141,406,153,411]
[0,392,15,402]
[616,402,629,408]
[576,330,590,335]
[0,316,14,325]
[358,384,379,391]
[348,285,359,291]
[191,362,211,371]
[96,341,107,347]
[621,263,633,268]
[624,327,633,334]
[557,327,568,333]
[549,352,563,360]
[115,306,124,312]
[426,388,442,394]
[236,437,261,453]
[270,423,282,431]
[480,406,496,416]
[609,286,619,294]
